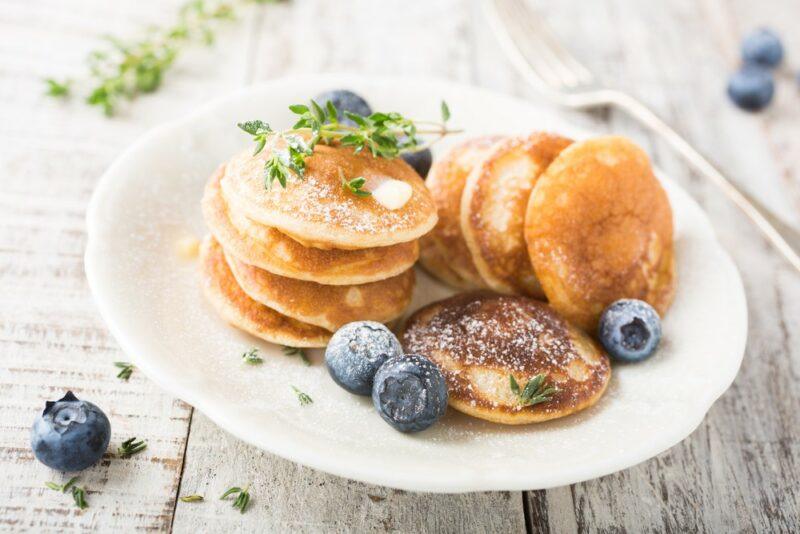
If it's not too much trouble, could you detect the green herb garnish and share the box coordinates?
[46,0,280,116]
[282,346,310,366]
[44,79,71,97]
[114,361,135,380]
[509,374,557,407]
[45,476,80,493]
[220,485,250,513]
[241,347,263,365]
[46,477,87,510]
[239,99,458,190]
[118,437,147,458]
[71,486,88,510]
[179,494,204,502]
[340,170,371,198]
[291,385,313,406]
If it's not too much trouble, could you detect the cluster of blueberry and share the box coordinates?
[325,322,448,433]
[727,28,791,112]
[314,89,433,178]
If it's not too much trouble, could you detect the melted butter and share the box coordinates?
[371,178,412,210]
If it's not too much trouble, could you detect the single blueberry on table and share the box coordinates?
[372,354,448,433]
[727,66,774,111]
[598,299,662,363]
[30,391,111,471]
[313,89,372,126]
[402,148,433,179]
[741,28,784,68]
[325,321,403,396]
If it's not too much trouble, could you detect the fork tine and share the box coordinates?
[489,0,595,90]
[504,0,584,88]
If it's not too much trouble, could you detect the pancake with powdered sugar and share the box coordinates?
[401,292,611,425]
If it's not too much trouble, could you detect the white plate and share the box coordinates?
[85,75,747,492]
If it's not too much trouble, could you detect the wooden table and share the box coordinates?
[1,0,798,531]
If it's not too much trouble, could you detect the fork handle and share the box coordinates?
[605,90,800,273]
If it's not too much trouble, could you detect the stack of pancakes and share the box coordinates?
[421,134,676,332]
[200,140,437,347]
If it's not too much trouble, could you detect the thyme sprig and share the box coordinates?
[46,477,87,510]
[241,347,263,365]
[340,170,371,198]
[238,99,458,190]
[72,486,88,510]
[45,0,279,116]
[509,374,557,407]
[291,385,313,406]
[114,361,135,380]
[220,485,251,513]
[118,437,147,458]
[282,346,310,366]
[45,476,80,493]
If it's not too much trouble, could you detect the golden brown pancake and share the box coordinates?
[202,165,419,285]
[198,236,330,347]
[225,251,415,332]
[221,137,437,249]
[418,235,470,289]
[421,136,504,288]
[461,133,572,298]
[401,292,611,425]
[525,136,676,332]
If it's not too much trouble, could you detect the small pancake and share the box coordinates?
[221,138,437,249]
[225,251,415,332]
[461,133,572,298]
[421,136,504,288]
[198,235,330,347]
[401,292,611,425]
[401,291,611,425]
[202,165,419,285]
[525,136,676,332]
[417,236,471,289]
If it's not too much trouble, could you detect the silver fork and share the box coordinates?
[487,0,800,273]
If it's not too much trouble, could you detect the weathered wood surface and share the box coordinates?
[0,0,798,532]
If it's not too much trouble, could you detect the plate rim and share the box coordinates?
[85,74,748,492]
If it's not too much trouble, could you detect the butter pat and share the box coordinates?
[371,179,412,210]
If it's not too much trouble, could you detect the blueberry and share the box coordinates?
[402,149,433,178]
[598,299,662,363]
[313,89,372,126]
[727,66,774,111]
[30,391,111,471]
[372,354,448,433]
[742,28,784,68]
[325,321,403,396]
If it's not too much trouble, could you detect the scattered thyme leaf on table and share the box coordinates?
[179,494,204,503]
[71,486,88,510]
[45,476,80,493]
[509,373,557,407]
[282,345,311,366]
[291,385,313,406]
[220,485,251,513]
[241,347,263,365]
[114,361,135,380]
[239,99,460,190]
[118,437,147,458]
[45,0,282,116]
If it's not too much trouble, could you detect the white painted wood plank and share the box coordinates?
[172,412,526,533]
[0,0,258,530]
[513,0,799,530]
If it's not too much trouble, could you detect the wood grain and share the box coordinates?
[0,0,798,532]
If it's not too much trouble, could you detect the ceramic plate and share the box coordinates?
[85,75,747,492]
